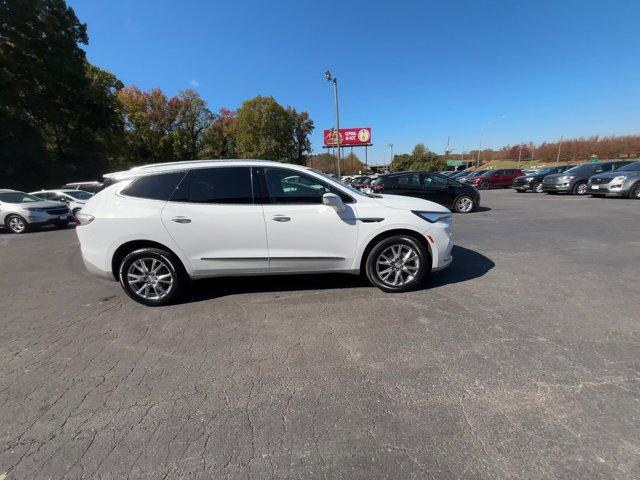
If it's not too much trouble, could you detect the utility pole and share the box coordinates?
[325,71,341,177]
[518,144,523,168]
[530,142,535,161]
[388,143,394,171]
[556,135,563,164]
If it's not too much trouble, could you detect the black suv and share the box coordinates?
[371,171,481,213]
[542,161,634,195]
[512,165,572,193]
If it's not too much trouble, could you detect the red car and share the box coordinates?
[470,169,524,189]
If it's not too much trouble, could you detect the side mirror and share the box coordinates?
[322,193,346,213]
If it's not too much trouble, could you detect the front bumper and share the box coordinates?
[512,180,531,190]
[587,183,630,196]
[28,214,74,226]
[541,183,572,192]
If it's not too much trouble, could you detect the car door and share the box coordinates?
[420,173,452,206]
[160,166,269,276]
[256,166,358,273]
[493,170,506,187]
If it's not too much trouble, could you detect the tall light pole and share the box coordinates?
[325,71,341,178]
[388,143,394,171]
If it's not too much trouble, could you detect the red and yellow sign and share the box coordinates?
[323,128,372,146]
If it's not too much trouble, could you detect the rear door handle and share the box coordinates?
[271,215,291,222]
[171,217,191,224]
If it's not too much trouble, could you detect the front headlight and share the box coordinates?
[412,211,452,224]
[558,175,575,182]
[612,176,627,183]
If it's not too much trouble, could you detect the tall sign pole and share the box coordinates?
[325,71,341,178]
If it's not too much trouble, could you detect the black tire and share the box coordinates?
[365,235,430,293]
[118,248,187,306]
[479,181,491,190]
[629,183,640,199]
[532,182,544,193]
[515,188,526,193]
[5,214,29,234]
[572,181,588,195]
[453,195,475,213]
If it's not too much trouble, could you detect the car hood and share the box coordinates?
[9,200,68,209]
[372,194,449,213]
[544,173,568,180]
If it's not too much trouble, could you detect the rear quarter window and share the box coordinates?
[121,172,187,200]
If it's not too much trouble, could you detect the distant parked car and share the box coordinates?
[587,160,640,198]
[512,165,572,193]
[0,189,73,234]
[370,171,481,213]
[542,161,633,195]
[62,181,103,193]
[30,189,93,216]
[469,169,524,190]
[458,170,488,184]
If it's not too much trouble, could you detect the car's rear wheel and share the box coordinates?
[629,183,640,199]
[532,182,544,193]
[5,214,29,234]
[118,248,186,306]
[573,182,588,195]
[453,195,475,213]
[365,235,429,293]
[479,181,491,190]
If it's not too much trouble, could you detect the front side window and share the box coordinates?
[616,161,640,172]
[262,168,351,204]
[66,191,93,200]
[122,171,187,201]
[172,167,253,204]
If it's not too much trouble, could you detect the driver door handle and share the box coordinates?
[271,215,291,222]
[171,216,191,224]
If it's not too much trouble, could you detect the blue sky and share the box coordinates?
[70,0,640,165]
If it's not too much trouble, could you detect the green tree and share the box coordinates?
[172,89,213,160]
[287,107,314,165]
[117,86,180,163]
[389,153,413,172]
[234,95,295,162]
[0,0,124,189]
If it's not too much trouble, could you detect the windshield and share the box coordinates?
[0,192,43,203]
[315,170,366,197]
[564,164,594,174]
[534,167,553,175]
[616,161,640,172]
[65,190,93,200]
[479,170,495,177]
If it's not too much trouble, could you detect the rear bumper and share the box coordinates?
[82,253,116,281]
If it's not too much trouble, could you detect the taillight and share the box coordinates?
[373,184,383,192]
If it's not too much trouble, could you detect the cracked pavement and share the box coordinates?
[0,190,639,479]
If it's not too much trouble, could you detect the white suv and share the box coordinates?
[76,160,453,306]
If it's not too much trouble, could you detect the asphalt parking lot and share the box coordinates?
[1,190,639,479]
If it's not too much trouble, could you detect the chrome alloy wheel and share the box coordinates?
[375,244,420,287]
[127,257,174,301]
[8,216,26,233]
[575,183,588,195]
[534,182,544,193]
[455,196,474,213]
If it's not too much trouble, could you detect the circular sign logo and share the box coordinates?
[357,129,370,143]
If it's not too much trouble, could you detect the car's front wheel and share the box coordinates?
[5,214,29,234]
[118,248,186,306]
[365,235,429,293]
[532,182,544,193]
[629,183,640,199]
[573,182,588,195]
[453,195,475,213]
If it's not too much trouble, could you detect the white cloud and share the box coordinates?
[189,80,200,88]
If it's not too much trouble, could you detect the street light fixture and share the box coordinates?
[325,70,341,178]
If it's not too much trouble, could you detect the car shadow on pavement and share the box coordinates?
[181,245,493,304]
[423,245,494,289]
[470,206,491,213]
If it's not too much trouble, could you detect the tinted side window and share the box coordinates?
[173,167,253,204]
[122,172,187,200]
[422,174,447,186]
[262,168,350,204]
[395,174,420,186]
